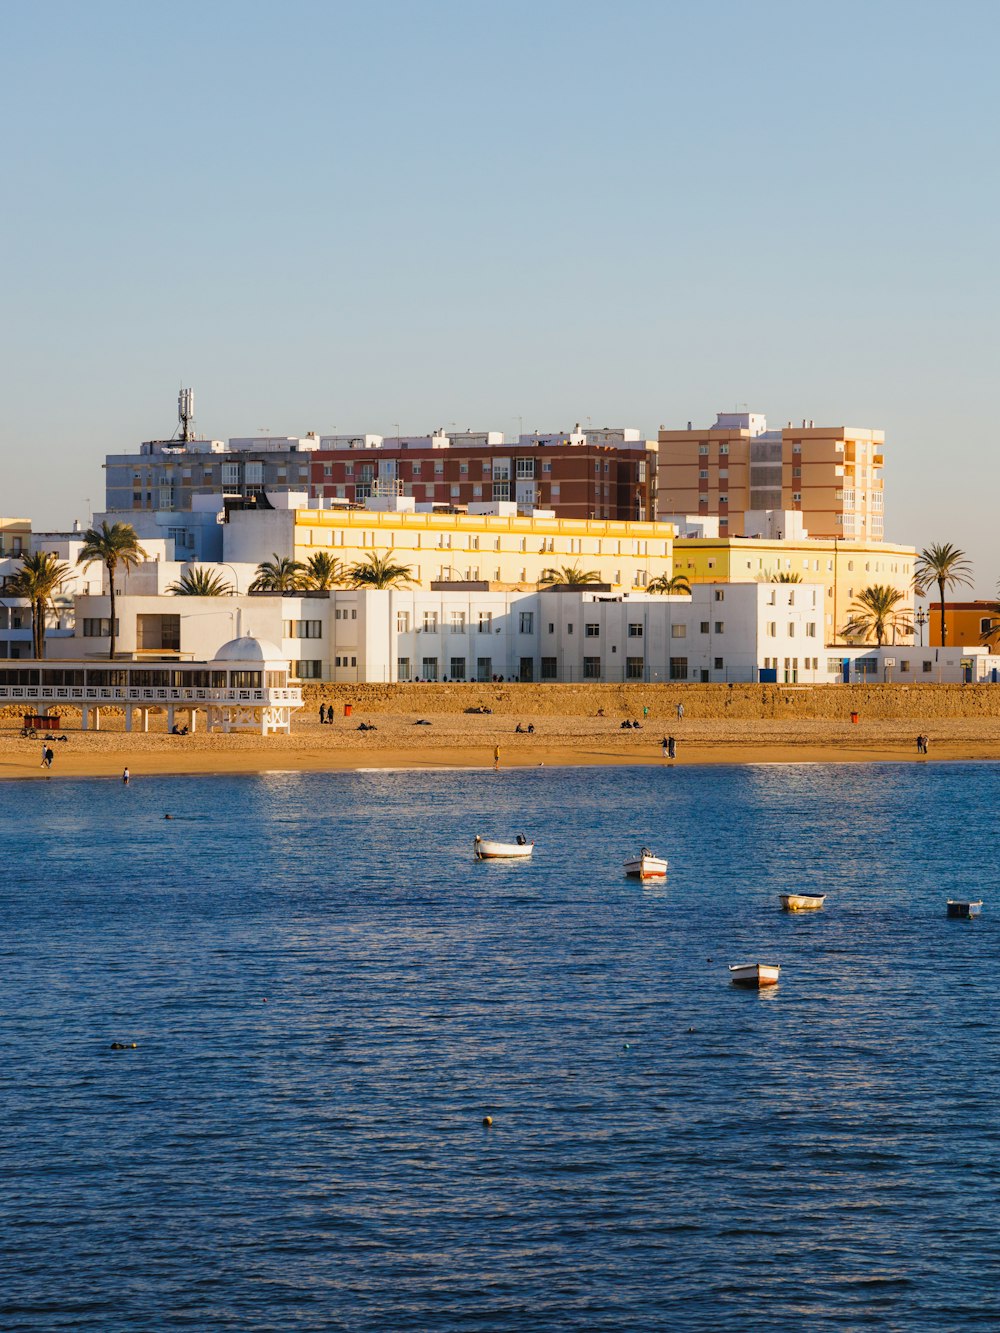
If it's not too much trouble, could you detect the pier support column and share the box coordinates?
[141,709,149,733]
[188,708,198,734]
[167,705,175,733]
[81,706,89,731]
[93,708,101,732]
[125,705,133,733]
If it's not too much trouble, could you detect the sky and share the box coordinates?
[2,0,997,590]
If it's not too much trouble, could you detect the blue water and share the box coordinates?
[2,763,998,1330]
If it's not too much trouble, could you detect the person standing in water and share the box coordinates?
[493,745,500,771]
[122,767,130,785]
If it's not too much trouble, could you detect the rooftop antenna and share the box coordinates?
[178,386,195,443]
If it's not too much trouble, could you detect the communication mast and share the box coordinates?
[178,386,195,442]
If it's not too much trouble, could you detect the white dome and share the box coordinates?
[213,633,285,663]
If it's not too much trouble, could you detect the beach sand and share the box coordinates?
[4,709,1000,781]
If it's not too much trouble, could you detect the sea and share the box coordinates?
[2,762,998,1331]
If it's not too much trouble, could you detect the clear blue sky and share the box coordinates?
[2,0,996,589]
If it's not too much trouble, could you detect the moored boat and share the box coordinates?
[946,899,982,919]
[779,892,826,912]
[624,849,668,878]
[729,962,781,988]
[474,835,534,860]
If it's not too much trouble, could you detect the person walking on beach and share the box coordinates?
[668,736,676,760]
[494,745,500,772]
[676,702,684,721]
[319,703,326,724]
[921,734,930,754]
[122,767,130,785]
[40,744,47,768]
[661,736,669,760]
[43,746,54,769]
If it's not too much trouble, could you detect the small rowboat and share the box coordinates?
[474,835,534,860]
[947,899,983,919]
[624,849,668,878]
[729,962,781,988]
[779,892,826,912]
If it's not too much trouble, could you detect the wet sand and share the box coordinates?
[3,712,999,781]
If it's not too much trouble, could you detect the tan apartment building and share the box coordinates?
[657,412,884,541]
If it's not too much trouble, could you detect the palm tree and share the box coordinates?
[842,585,914,647]
[303,551,346,590]
[167,567,235,596]
[538,564,602,587]
[249,554,307,592]
[770,572,803,583]
[647,573,691,595]
[979,583,1000,648]
[348,550,414,589]
[914,542,973,646]
[76,521,149,659]
[8,552,70,658]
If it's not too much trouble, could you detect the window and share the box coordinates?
[137,614,180,651]
[638,461,647,482]
[449,611,466,634]
[541,657,558,680]
[922,661,933,673]
[793,466,801,478]
[451,485,460,498]
[700,621,710,633]
[671,625,686,639]
[566,624,574,635]
[422,611,438,632]
[719,494,728,505]
[294,660,322,679]
[899,660,911,673]
[714,590,724,601]
[626,656,644,680]
[493,481,511,501]
[82,617,117,638]
[516,458,535,478]
[585,623,600,637]
[285,619,322,639]
[806,623,817,637]
[719,444,729,455]
[245,461,263,484]
[714,621,724,634]
[714,657,724,670]
[397,611,410,633]
[699,470,709,480]
[788,624,796,637]
[698,445,709,455]
[583,656,602,679]
[421,657,438,681]
[476,657,492,681]
[449,657,467,680]
[221,462,240,487]
[478,611,493,633]
[628,623,643,638]
[412,462,422,476]
[397,657,411,681]
[473,484,482,498]
[519,611,534,634]
[793,492,802,502]
[767,622,777,637]
[547,623,554,634]
[669,657,688,680]
[434,460,444,475]
[460,461,469,475]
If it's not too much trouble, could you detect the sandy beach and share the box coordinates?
[5,703,1000,781]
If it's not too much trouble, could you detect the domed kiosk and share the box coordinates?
[207,634,301,735]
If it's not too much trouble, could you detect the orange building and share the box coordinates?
[657,412,884,542]
[927,601,999,647]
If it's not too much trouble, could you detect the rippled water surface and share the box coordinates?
[2,763,999,1330]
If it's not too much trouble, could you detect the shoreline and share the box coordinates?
[3,713,999,780]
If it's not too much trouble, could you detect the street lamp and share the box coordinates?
[915,607,928,646]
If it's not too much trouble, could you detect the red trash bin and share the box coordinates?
[850,711,859,724]
[344,703,353,717]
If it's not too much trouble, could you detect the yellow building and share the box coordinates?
[226,504,676,592]
[658,413,884,541]
[0,517,30,559]
[674,535,916,645]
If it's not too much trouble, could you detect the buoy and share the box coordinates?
[623,1042,630,1050]
[482,1115,493,1128]
[130,1043,137,1049]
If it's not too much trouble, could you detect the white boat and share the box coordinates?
[779,892,826,912]
[474,835,534,860]
[624,849,668,878]
[729,962,781,988]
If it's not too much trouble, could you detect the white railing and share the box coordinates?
[0,685,302,706]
